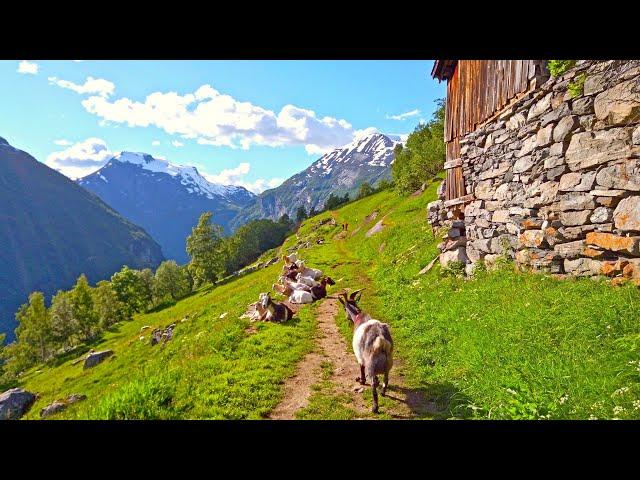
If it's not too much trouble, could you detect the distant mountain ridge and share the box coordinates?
[0,137,163,340]
[77,152,256,263]
[231,132,402,226]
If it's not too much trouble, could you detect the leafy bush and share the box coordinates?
[568,73,586,98]
[548,60,577,77]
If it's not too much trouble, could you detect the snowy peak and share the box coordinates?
[90,151,255,201]
[309,133,402,176]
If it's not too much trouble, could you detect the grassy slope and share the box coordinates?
[21,175,640,419]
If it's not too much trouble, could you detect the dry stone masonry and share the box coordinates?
[428,60,640,283]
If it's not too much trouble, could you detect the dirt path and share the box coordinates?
[268,295,439,419]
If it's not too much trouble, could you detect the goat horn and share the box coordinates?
[349,288,365,300]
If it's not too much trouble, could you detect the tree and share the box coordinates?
[136,268,155,310]
[376,178,393,191]
[295,206,308,223]
[93,280,128,329]
[324,193,348,210]
[14,292,53,364]
[70,274,99,341]
[154,260,191,302]
[186,212,226,287]
[50,290,78,350]
[111,266,147,317]
[392,99,445,195]
[357,182,375,199]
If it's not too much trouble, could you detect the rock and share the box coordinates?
[520,218,544,230]
[515,248,562,272]
[595,160,640,191]
[557,193,596,211]
[554,240,585,259]
[559,210,592,226]
[491,210,510,223]
[151,324,176,346]
[479,164,510,180]
[0,388,36,420]
[600,260,628,277]
[519,230,545,248]
[622,259,640,279]
[507,112,526,130]
[566,129,635,171]
[614,196,640,232]
[536,123,554,147]
[590,207,613,224]
[83,350,114,369]
[527,92,552,120]
[549,142,568,157]
[594,79,640,125]
[439,247,469,267]
[66,394,86,404]
[544,155,565,169]
[634,126,640,145]
[586,232,640,256]
[465,200,484,217]
[553,115,579,143]
[583,74,606,96]
[513,155,535,174]
[572,97,594,115]
[564,258,603,276]
[517,136,537,158]
[365,220,385,237]
[558,171,596,192]
[40,401,67,419]
[448,228,462,239]
[474,180,494,200]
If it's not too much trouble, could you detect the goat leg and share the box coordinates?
[356,364,366,385]
[381,371,389,396]
[371,375,379,414]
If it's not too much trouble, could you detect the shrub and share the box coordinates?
[548,60,577,78]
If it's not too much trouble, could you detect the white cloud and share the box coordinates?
[54,139,72,146]
[171,140,184,147]
[386,109,420,121]
[46,137,113,179]
[152,140,160,146]
[48,76,115,98]
[79,83,367,153]
[201,162,283,194]
[17,60,39,75]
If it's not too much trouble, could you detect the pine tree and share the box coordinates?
[186,212,225,287]
[70,274,98,341]
[50,290,78,350]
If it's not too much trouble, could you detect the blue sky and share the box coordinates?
[1,60,445,192]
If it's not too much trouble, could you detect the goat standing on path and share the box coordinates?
[337,289,393,414]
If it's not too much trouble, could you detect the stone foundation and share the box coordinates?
[428,60,640,282]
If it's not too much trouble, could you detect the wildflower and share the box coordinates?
[559,394,569,405]
[506,388,518,395]
[633,400,640,410]
[588,415,598,420]
[612,387,629,397]
[613,406,625,416]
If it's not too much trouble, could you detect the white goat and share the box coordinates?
[294,260,323,280]
[295,273,321,288]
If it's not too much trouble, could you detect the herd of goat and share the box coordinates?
[240,252,394,414]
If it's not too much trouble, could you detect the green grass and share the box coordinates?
[19,174,640,420]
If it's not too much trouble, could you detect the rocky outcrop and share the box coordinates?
[150,324,175,346]
[0,388,36,420]
[40,393,87,418]
[83,350,114,369]
[430,60,640,282]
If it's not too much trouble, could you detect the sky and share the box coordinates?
[0,60,445,193]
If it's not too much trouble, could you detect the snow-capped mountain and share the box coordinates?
[77,152,255,263]
[232,133,403,226]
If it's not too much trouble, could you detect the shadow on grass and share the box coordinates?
[382,382,474,420]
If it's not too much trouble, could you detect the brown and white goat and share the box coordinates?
[259,292,294,322]
[337,289,393,414]
[310,276,335,301]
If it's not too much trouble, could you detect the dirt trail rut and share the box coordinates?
[268,295,438,419]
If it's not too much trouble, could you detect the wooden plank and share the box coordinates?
[444,194,475,208]
[444,158,462,169]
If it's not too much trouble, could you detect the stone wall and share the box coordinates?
[428,60,640,283]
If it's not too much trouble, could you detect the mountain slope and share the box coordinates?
[231,133,401,227]
[77,152,256,263]
[0,137,163,339]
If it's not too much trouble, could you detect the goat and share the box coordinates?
[294,260,323,280]
[310,276,335,301]
[240,301,268,322]
[337,289,393,414]
[282,263,300,281]
[289,289,314,304]
[272,277,312,297]
[259,292,294,322]
[296,273,321,288]
[282,253,298,266]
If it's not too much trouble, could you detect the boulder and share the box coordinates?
[439,247,469,267]
[613,196,640,232]
[83,350,114,369]
[586,232,640,256]
[583,74,606,96]
[0,388,36,420]
[594,79,640,125]
[566,129,634,171]
[40,401,67,419]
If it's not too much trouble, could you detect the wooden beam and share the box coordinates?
[444,158,462,169]
[443,194,475,208]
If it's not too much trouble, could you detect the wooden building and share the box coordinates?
[431,60,549,210]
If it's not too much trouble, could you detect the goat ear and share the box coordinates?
[337,294,346,305]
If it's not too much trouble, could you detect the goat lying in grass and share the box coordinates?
[239,301,268,322]
[337,289,393,414]
[294,260,323,280]
[259,292,294,322]
[310,276,335,301]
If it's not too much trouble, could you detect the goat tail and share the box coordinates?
[372,336,392,357]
